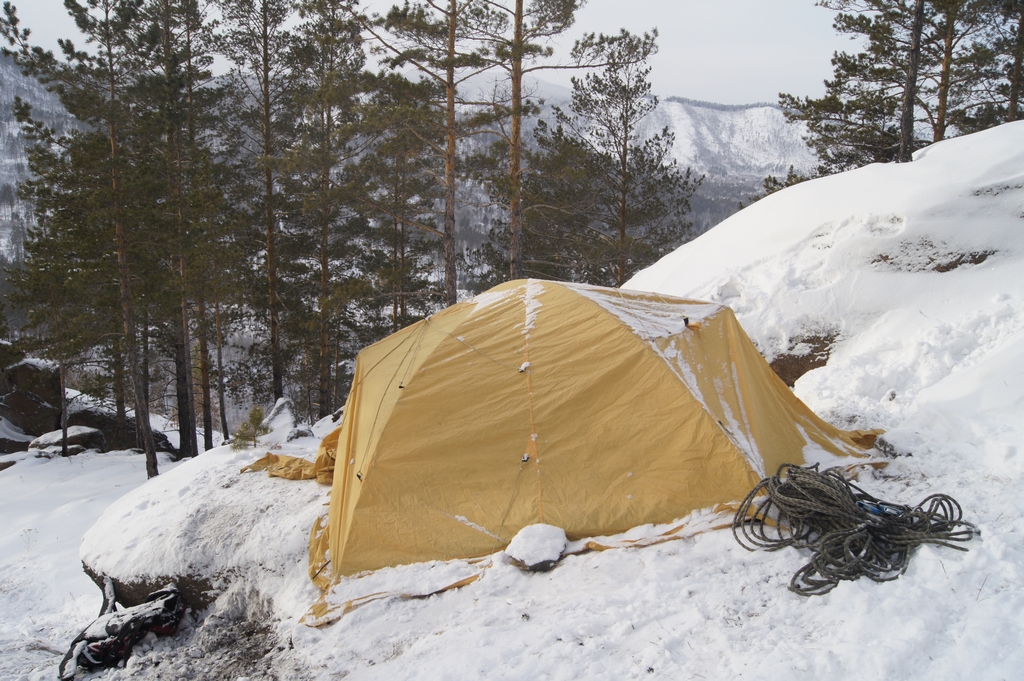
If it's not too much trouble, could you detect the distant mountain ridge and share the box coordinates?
[650,97,815,180]
[514,79,815,232]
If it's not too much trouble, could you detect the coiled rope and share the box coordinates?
[732,463,976,596]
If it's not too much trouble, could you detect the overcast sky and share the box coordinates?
[9,0,855,105]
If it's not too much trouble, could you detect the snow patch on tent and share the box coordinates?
[571,283,718,339]
[717,364,764,476]
[446,513,501,540]
[522,279,544,336]
[469,286,517,315]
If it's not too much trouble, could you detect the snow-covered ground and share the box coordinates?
[4,121,1024,680]
[0,449,183,681]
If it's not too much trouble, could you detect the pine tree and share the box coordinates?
[8,115,106,456]
[218,0,298,402]
[355,73,446,332]
[230,404,271,449]
[989,0,1024,121]
[465,0,609,280]
[354,0,491,306]
[2,0,162,476]
[524,30,700,287]
[138,0,223,456]
[281,0,366,419]
[785,1,1005,173]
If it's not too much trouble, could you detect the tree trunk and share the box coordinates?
[112,339,127,446]
[898,0,926,162]
[318,172,332,419]
[934,6,958,142]
[214,290,230,442]
[197,298,214,451]
[508,0,525,281]
[263,5,285,402]
[107,53,158,476]
[400,221,408,323]
[54,312,67,457]
[392,216,401,333]
[443,0,459,307]
[617,131,629,287]
[141,309,150,411]
[1010,8,1024,121]
[59,357,68,458]
[174,296,197,459]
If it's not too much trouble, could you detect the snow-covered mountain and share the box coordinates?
[465,76,815,236]
[652,97,815,180]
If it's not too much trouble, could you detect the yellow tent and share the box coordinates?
[308,279,873,585]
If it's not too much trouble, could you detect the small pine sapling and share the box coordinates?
[231,406,272,450]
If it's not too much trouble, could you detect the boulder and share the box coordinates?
[0,417,33,454]
[30,425,107,452]
[286,426,314,442]
[5,360,61,407]
[41,443,87,457]
[261,397,295,432]
[506,524,567,572]
[82,562,216,611]
[68,406,177,454]
[0,342,25,386]
[0,389,61,436]
[0,436,30,454]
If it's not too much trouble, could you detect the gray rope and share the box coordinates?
[732,463,977,596]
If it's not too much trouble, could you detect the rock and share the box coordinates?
[67,406,177,454]
[261,397,295,432]
[42,443,87,457]
[5,360,61,407]
[0,389,61,436]
[506,524,567,572]
[30,425,106,452]
[286,426,314,442]
[0,342,25,385]
[82,562,216,611]
[0,417,33,454]
[0,437,30,454]
[0,460,14,473]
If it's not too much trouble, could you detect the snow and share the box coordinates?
[0,449,183,681]
[6,121,1024,680]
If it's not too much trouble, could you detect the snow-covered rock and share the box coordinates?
[29,426,105,453]
[505,524,567,572]
[80,443,326,611]
[8,123,1024,681]
[261,397,296,435]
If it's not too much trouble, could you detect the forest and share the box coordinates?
[0,0,1022,477]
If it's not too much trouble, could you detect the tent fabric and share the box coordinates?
[310,279,875,583]
[241,453,318,480]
